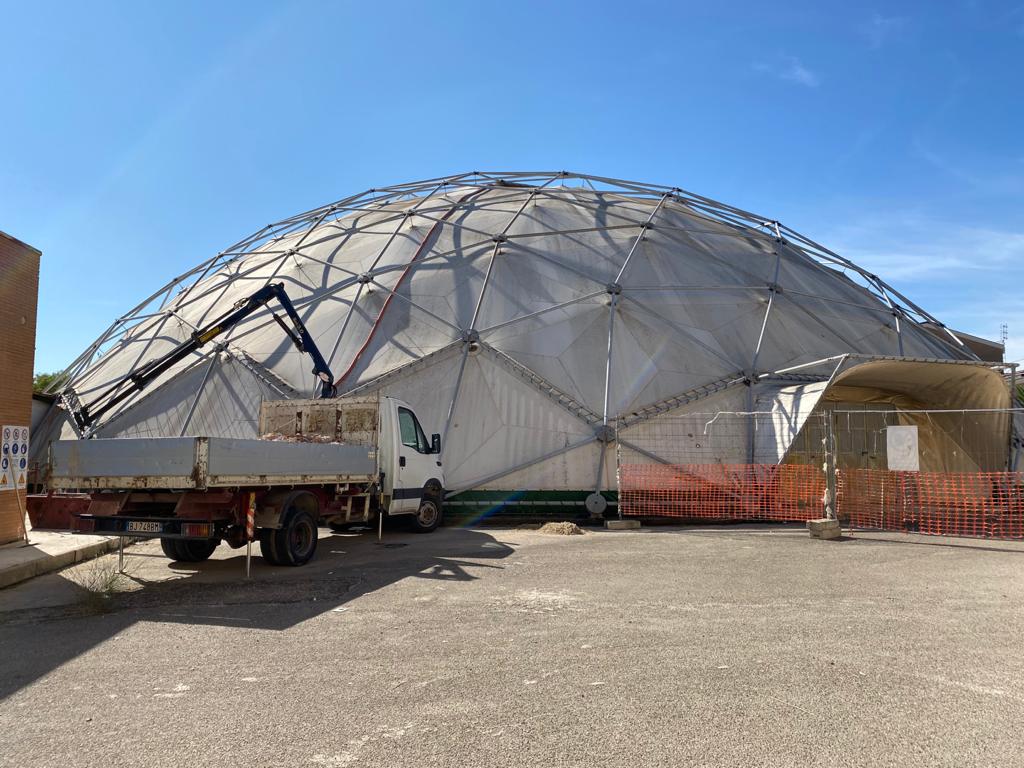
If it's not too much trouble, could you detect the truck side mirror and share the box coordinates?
[431,433,441,454]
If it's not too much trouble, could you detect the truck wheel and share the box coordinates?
[257,492,319,566]
[177,539,218,562]
[272,508,318,565]
[409,497,442,533]
[161,538,217,562]
[160,538,183,560]
[258,528,282,565]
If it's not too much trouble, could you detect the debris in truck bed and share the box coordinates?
[537,522,586,536]
[259,432,343,444]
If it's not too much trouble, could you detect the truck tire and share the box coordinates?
[272,508,318,565]
[265,491,320,566]
[258,528,282,565]
[160,538,182,560]
[161,538,217,562]
[409,496,442,533]
[178,538,218,562]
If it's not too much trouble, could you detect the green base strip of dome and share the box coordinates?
[443,489,617,524]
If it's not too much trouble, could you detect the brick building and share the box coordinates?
[0,230,41,544]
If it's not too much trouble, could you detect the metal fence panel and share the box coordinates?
[837,469,1024,538]
[617,412,828,522]
[617,407,1024,540]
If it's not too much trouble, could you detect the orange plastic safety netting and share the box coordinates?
[836,469,1024,539]
[618,463,825,522]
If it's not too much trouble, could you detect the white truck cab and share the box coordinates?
[378,397,445,526]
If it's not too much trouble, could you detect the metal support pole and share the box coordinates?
[1008,363,1018,472]
[326,283,364,370]
[745,385,756,465]
[750,250,782,376]
[613,192,670,284]
[245,491,255,578]
[118,536,125,574]
[824,414,837,521]
[441,346,470,461]
[378,510,383,542]
[601,292,619,429]
[614,422,624,521]
[12,483,30,546]
[179,352,219,436]
[593,441,606,495]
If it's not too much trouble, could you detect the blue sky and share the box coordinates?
[2,0,1022,371]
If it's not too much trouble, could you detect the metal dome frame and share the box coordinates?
[49,171,983,496]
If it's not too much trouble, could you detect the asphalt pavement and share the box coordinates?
[1,523,1023,767]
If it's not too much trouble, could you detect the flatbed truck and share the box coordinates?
[31,395,445,566]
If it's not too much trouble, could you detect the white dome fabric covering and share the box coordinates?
[42,172,975,497]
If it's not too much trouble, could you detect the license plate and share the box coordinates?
[126,521,162,534]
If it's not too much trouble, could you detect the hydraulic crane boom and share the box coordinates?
[68,283,336,434]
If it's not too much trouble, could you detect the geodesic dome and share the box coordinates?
[39,171,981,499]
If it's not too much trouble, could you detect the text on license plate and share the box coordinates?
[126,521,162,533]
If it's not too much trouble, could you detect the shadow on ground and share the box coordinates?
[648,521,1024,553]
[0,526,515,700]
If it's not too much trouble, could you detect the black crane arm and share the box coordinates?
[262,283,337,398]
[69,283,336,433]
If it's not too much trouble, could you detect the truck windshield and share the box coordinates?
[398,407,429,453]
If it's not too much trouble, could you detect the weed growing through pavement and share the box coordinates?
[68,552,137,612]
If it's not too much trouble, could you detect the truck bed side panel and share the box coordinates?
[205,438,376,485]
[50,438,199,489]
[49,436,378,490]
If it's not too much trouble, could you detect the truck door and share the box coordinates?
[392,406,436,513]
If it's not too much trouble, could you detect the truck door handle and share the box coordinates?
[399,456,406,467]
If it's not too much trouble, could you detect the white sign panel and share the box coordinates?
[886,425,919,472]
[1,425,30,490]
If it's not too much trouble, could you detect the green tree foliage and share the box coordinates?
[33,371,66,394]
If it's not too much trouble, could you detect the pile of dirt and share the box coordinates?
[537,521,586,536]
[260,432,342,444]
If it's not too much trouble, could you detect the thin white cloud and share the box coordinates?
[753,56,821,88]
[818,212,1024,358]
[861,13,907,48]
[826,216,1024,279]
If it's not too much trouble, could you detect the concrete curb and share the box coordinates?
[0,537,121,591]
